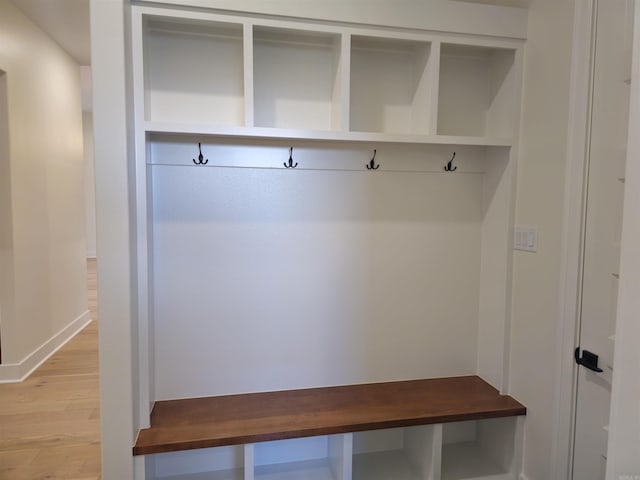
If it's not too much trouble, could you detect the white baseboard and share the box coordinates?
[0,310,92,383]
[519,473,529,480]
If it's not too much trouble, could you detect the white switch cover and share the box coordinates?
[514,226,538,252]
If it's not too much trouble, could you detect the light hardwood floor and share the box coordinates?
[0,259,101,480]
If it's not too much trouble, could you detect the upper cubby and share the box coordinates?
[253,26,344,131]
[143,16,245,126]
[135,7,522,145]
[437,43,516,138]
[350,36,434,135]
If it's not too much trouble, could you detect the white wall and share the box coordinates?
[508,0,575,479]
[0,0,89,380]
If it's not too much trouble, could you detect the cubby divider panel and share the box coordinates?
[144,16,245,126]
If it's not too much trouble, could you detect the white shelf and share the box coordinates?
[143,121,512,146]
[438,44,516,138]
[143,16,245,126]
[253,26,344,131]
[350,35,434,135]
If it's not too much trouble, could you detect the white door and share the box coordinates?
[572,1,634,478]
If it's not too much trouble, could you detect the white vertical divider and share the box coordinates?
[431,424,443,480]
[130,6,152,430]
[427,41,441,136]
[511,416,525,478]
[134,456,148,480]
[338,33,351,132]
[329,433,353,480]
[405,425,442,480]
[500,46,524,395]
[243,22,254,128]
[410,41,436,135]
[244,444,255,480]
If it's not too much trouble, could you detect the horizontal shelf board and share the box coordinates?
[143,122,513,147]
[134,376,525,456]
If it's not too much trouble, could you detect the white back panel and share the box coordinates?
[152,149,483,399]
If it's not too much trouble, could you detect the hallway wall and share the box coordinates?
[0,0,89,380]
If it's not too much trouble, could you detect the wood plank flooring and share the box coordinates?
[0,259,101,480]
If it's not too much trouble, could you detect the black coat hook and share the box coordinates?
[366,149,380,170]
[193,143,208,165]
[444,152,457,172]
[284,147,298,168]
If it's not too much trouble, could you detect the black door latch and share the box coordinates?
[574,347,603,372]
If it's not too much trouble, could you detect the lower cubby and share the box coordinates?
[248,436,350,480]
[352,426,439,480]
[441,417,523,480]
[147,445,245,480]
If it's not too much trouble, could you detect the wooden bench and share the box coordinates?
[133,375,525,456]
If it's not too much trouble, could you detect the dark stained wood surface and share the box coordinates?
[133,375,526,455]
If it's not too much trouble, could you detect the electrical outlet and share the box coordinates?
[514,226,538,252]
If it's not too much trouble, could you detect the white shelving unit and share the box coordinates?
[131,4,525,480]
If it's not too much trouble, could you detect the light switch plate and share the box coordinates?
[514,226,538,252]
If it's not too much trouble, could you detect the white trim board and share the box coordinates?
[551,1,596,479]
[0,311,92,383]
[146,0,528,40]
